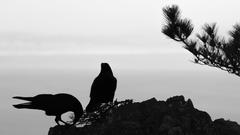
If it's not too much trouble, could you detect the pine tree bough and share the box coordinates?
[162,5,240,76]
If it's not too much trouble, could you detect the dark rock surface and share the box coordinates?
[48,95,240,135]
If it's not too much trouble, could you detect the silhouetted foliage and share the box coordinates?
[13,93,83,126]
[79,99,133,125]
[162,5,240,76]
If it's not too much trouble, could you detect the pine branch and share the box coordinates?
[162,5,240,77]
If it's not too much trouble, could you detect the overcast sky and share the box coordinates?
[0,0,238,56]
[1,1,240,135]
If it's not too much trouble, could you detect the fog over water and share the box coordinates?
[1,54,240,135]
[0,0,240,135]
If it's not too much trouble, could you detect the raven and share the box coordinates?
[86,63,117,112]
[13,93,83,125]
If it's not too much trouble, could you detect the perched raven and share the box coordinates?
[13,93,83,125]
[86,63,117,112]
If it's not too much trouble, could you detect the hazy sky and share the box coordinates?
[0,0,239,56]
[0,0,239,107]
[1,1,240,135]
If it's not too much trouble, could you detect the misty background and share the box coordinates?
[1,0,240,135]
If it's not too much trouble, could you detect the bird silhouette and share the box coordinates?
[13,93,83,125]
[86,63,117,113]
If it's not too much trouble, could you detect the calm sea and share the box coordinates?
[0,53,239,135]
[1,68,240,135]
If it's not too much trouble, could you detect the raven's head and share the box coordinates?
[100,63,113,76]
[72,105,84,125]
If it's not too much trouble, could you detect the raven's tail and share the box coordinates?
[86,100,101,113]
[13,96,34,101]
[13,102,33,109]
[13,96,34,109]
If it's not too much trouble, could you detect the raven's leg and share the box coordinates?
[59,119,70,126]
[55,115,71,126]
[55,115,61,125]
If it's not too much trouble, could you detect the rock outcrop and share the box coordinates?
[48,95,240,135]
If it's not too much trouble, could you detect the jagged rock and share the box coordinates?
[48,95,240,135]
[213,118,240,135]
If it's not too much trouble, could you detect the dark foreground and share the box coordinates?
[49,96,240,135]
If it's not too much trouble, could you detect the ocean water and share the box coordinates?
[0,54,240,135]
